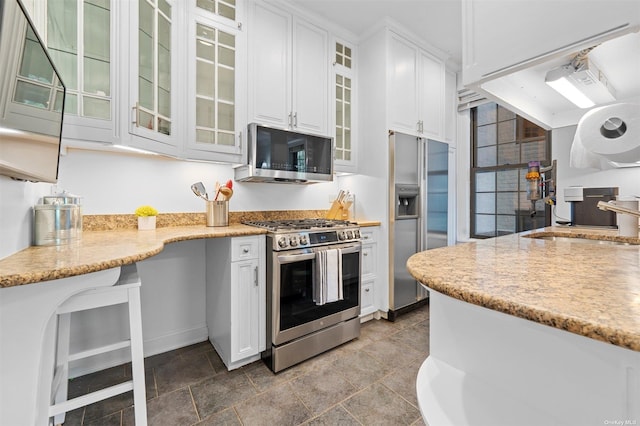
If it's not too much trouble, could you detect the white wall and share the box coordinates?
[553,125,640,221]
[0,147,340,259]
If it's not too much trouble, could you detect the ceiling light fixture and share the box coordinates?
[545,59,616,109]
[545,65,596,108]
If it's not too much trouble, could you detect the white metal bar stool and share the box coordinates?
[48,264,147,425]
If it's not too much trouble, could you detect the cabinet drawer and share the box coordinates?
[361,229,376,244]
[361,244,376,276]
[231,236,261,261]
[361,279,375,314]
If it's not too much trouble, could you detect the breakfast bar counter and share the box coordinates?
[0,224,266,288]
[407,226,640,425]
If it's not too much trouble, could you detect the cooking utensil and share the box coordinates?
[191,182,209,201]
[219,186,233,201]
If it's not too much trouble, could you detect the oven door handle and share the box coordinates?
[277,252,317,263]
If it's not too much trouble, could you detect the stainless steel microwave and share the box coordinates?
[234,123,334,184]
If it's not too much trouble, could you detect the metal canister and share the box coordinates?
[34,204,81,246]
[42,192,83,236]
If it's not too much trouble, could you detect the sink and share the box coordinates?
[524,235,635,246]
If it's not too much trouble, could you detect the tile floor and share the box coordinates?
[61,304,429,425]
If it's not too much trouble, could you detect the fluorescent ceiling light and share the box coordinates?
[545,62,616,109]
[545,66,595,108]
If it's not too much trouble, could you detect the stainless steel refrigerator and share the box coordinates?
[388,131,449,320]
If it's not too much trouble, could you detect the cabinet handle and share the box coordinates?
[365,288,370,292]
[238,131,242,149]
[293,112,297,128]
[243,247,250,254]
[288,112,292,128]
[363,252,368,256]
[132,102,140,127]
[254,266,259,287]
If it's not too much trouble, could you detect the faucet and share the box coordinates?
[597,201,640,218]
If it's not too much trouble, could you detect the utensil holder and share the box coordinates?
[206,200,228,227]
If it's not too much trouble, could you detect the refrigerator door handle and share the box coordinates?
[417,138,425,252]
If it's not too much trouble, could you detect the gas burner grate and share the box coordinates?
[243,218,354,232]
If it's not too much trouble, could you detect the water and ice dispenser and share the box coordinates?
[395,184,419,219]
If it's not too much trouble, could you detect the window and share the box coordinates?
[334,42,352,162]
[471,102,551,238]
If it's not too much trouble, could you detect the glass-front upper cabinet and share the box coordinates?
[333,39,356,173]
[184,0,245,163]
[25,0,115,142]
[129,0,178,155]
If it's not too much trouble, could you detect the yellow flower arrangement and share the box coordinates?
[134,205,158,217]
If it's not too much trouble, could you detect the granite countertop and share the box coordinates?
[0,210,380,288]
[0,224,267,288]
[407,226,640,352]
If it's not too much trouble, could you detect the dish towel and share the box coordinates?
[314,249,343,305]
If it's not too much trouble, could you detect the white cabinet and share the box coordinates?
[388,32,445,140]
[444,69,457,146]
[206,235,266,370]
[127,0,246,161]
[25,0,117,144]
[360,227,379,319]
[248,1,328,135]
[462,0,640,86]
[183,4,246,163]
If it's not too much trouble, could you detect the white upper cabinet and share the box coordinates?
[128,0,180,156]
[444,69,457,145]
[248,1,329,135]
[27,0,116,144]
[388,32,446,140]
[388,33,419,135]
[418,50,444,139]
[333,38,356,172]
[183,2,245,163]
[462,0,640,87]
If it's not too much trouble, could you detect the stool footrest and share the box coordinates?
[68,339,132,362]
[49,380,134,417]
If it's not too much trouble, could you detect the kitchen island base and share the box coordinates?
[417,290,639,426]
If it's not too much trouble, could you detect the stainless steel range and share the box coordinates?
[244,218,362,372]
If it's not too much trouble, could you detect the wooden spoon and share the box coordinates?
[219,186,233,201]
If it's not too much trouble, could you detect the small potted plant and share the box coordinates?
[135,205,158,230]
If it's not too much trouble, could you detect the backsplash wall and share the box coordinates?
[0,148,339,259]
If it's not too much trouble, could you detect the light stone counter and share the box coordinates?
[408,226,640,425]
[407,226,640,351]
[0,224,266,288]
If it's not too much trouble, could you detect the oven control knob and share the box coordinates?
[289,235,298,247]
[338,231,346,240]
[354,229,360,239]
[346,230,353,239]
[278,237,288,248]
[299,235,309,245]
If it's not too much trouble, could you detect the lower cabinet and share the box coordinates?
[360,226,379,319]
[206,236,266,370]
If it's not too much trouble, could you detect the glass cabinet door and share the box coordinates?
[333,40,356,171]
[46,0,111,120]
[135,0,172,137]
[185,0,243,162]
[194,23,235,147]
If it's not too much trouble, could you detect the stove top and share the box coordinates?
[243,218,360,250]
[243,218,355,232]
